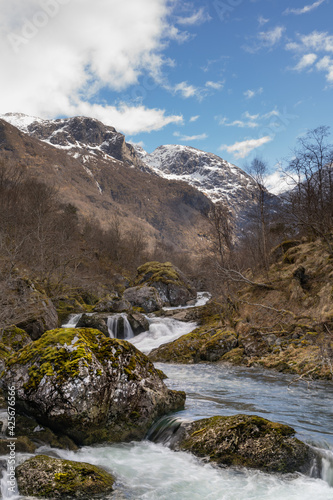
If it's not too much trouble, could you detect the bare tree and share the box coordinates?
[285,126,333,249]
[245,156,271,270]
[208,201,234,266]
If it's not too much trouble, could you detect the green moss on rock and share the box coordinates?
[178,414,315,474]
[16,455,114,499]
[2,328,185,445]
[136,261,186,287]
[0,325,32,352]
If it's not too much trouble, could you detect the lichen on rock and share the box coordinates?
[1,328,185,445]
[16,454,115,499]
[177,414,316,474]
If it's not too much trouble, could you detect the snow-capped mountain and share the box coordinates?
[136,144,257,205]
[0,112,145,171]
[0,113,278,228]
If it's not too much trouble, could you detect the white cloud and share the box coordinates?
[284,0,325,15]
[299,31,333,52]
[173,81,200,98]
[286,31,333,83]
[218,108,280,129]
[73,102,183,135]
[205,81,224,90]
[258,26,285,46]
[219,136,272,159]
[219,117,259,128]
[171,79,223,100]
[176,7,211,26]
[189,115,200,122]
[258,16,269,26]
[316,56,333,82]
[174,131,208,141]
[293,53,317,70]
[0,0,185,134]
[244,87,263,99]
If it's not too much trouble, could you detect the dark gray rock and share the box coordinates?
[1,328,185,445]
[123,286,163,313]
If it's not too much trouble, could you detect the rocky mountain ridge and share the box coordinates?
[1,113,269,214]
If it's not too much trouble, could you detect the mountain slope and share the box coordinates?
[0,115,212,254]
[135,144,280,227]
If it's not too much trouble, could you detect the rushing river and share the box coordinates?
[9,362,331,500]
[1,299,333,499]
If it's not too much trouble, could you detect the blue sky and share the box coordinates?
[1,0,333,188]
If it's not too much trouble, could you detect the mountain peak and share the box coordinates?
[139,143,257,206]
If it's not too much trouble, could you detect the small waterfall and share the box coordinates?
[146,416,186,449]
[107,313,134,340]
[62,313,83,328]
[314,447,333,487]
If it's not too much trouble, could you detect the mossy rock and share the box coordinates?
[178,414,315,474]
[16,455,115,499]
[136,261,186,287]
[1,328,185,445]
[134,261,197,307]
[0,325,32,352]
[149,320,237,364]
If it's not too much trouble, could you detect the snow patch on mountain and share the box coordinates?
[136,144,258,205]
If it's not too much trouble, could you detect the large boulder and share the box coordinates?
[17,455,115,499]
[134,261,197,307]
[123,286,163,313]
[177,414,316,474]
[1,328,185,445]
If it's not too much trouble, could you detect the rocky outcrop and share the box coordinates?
[177,414,316,474]
[17,455,115,499]
[123,286,163,313]
[135,261,197,307]
[1,328,185,445]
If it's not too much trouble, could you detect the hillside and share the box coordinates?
[0,115,212,254]
[150,238,333,380]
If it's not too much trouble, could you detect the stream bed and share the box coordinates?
[36,363,333,499]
